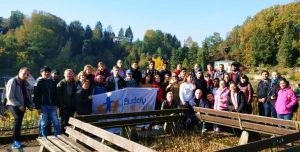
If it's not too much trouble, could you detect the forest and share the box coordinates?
[0,2,299,76]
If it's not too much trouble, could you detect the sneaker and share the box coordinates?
[201,128,207,134]
[11,141,23,149]
[154,125,162,130]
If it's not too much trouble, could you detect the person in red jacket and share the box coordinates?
[152,74,164,110]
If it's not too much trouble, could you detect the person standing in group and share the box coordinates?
[213,79,230,132]
[266,71,282,118]
[152,74,164,110]
[57,69,77,133]
[34,66,60,137]
[256,70,272,117]
[75,80,92,115]
[230,62,241,84]
[112,59,126,78]
[173,63,182,76]
[83,64,95,85]
[6,67,34,149]
[228,82,246,113]
[95,62,111,81]
[159,61,172,82]
[206,64,217,80]
[140,74,152,88]
[146,60,159,83]
[165,73,181,106]
[275,78,297,121]
[179,74,196,106]
[105,66,126,92]
[216,64,227,80]
[124,69,137,87]
[130,61,142,86]
[238,75,254,114]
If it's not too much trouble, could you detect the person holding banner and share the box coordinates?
[152,74,164,110]
[105,66,126,92]
[75,80,92,115]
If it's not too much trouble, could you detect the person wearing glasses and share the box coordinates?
[165,73,181,106]
[5,67,34,149]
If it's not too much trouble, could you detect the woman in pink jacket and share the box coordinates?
[275,78,297,120]
[213,79,230,132]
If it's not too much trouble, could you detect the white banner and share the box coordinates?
[92,88,158,114]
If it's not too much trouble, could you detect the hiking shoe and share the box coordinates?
[11,141,23,149]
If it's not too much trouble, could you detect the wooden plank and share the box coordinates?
[37,137,63,152]
[58,134,92,152]
[91,115,184,128]
[66,127,118,152]
[217,132,300,152]
[194,107,297,128]
[47,136,78,152]
[68,118,156,152]
[196,114,296,135]
[75,108,188,122]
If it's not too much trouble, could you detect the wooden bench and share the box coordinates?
[38,117,155,152]
[74,108,189,139]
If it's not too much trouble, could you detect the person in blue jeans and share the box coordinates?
[34,66,60,137]
[5,67,34,149]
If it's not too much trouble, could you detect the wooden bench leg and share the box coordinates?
[39,145,49,152]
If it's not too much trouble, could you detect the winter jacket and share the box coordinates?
[161,100,178,110]
[275,87,297,114]
[57,79,77,107]
[238,83,253,103]
[193,97,210,108]
[230,71,241,84]
[257,79,271,99]
[152,82,164,103]
[34,78,58,109]
[131,68,142,86]
[75,88,92,115]
[214,87,230,111]
[94,68,111,82]
[227,91,246,113]
[92,83,106,95]
[6,76,34,109]
[105,75,126,92]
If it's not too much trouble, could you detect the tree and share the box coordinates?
[118,28,124,37]
[125,26,133,43]
[277,23,295,67]
[68,21,85,55]
[250,28,277,66]
[7,10,25,29]
[85,25,93,40]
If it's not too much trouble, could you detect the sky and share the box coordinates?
[0,0,296,44]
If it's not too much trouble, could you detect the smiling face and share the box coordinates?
[19,69,30,80]
[279,80,287,89]
[261,72,269,80]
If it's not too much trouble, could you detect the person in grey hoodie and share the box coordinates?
[6,67,34,149]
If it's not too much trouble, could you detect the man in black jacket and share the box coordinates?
[130,61,142,86]
[105,66,126,92]
[34,66,60,137]
[57,69,77,133]
[256,70,272,117]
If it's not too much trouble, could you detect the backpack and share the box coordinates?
[288,90,299,113]
[1,78,18,108]
[1,82,7,108]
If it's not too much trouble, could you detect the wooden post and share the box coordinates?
[238,131,249,145]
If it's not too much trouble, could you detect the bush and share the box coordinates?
[294,72,300,81]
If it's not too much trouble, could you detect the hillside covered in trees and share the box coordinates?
[0,2,299,76]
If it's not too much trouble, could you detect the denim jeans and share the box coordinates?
[7,106,25,142]
[277,113,292,120]
[40,105,60,137]
[263,102,277,118]
[60,106,75,133]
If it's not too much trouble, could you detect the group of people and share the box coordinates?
[1,59,299,149]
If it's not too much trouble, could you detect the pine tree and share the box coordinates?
[277,23,295,67]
